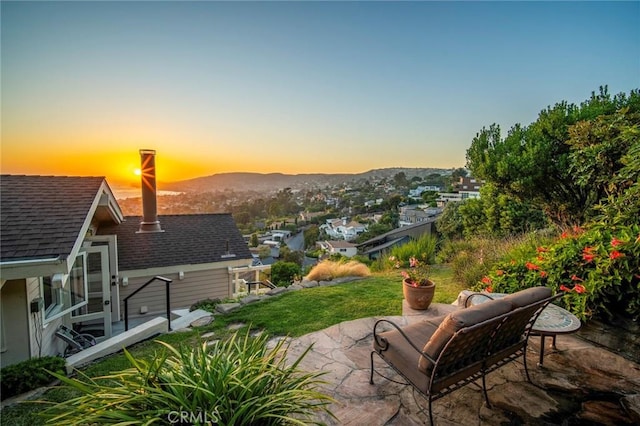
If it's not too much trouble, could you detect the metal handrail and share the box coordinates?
[245,280,277,293]
[123,276,172,331]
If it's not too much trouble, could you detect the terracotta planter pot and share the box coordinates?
[403,278,435,310]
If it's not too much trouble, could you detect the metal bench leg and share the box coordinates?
[481,372,492,409]
[523,344,532,382]
[428,396,434,426]
[369,351,376,384]
[538,335,546,367]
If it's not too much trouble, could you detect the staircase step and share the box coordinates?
[170,309,213,330]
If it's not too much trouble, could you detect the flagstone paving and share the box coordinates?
[284,304,640,425]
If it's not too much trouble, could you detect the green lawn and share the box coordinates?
[0,266,465,425]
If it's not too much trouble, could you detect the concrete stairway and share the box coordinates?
[65,309,214,373]
[65,317,168,373]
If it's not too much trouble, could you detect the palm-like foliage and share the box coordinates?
[40,331,335,425]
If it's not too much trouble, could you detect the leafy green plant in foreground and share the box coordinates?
[39,331,335,425]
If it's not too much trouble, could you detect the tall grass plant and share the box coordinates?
[40,331,334,425]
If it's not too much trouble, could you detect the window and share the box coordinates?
[42,253,88,322]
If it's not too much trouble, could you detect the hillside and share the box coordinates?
[162,168,451,193]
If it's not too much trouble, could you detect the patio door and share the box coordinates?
[70,245,112,341]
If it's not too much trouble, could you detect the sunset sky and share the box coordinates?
[1,1,638,186]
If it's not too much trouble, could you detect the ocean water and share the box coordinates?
[111,187,183,200]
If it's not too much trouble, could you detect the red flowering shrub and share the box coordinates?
[475,223,640,322]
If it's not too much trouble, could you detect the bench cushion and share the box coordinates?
[375,320,441,393]
[418,298,512,373]
[503,286,552,308]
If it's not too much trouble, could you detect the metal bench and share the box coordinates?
[370,287,561,426]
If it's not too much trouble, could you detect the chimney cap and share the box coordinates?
[139,149,156,155]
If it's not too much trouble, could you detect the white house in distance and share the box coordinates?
[317,240,358,258]
[408,185,441,199]
[320,218,367,241]
[436,176,484,207]
[0,150,254,368]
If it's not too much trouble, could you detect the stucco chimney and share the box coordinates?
[137,149,163,233]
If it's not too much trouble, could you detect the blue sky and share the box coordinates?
[2,1,639,183]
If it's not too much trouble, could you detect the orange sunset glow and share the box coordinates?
[2,2,638,189]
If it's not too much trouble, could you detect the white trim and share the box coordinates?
[0,257,61,267]
[41,253,90,324]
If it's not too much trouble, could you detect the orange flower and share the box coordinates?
[561,231,570,239]
[481,276,492,285]
[560,285,571,292]
[485,286,493,293]
[539,271,548,278]
[536,246,548,253]
[525,261,539,271]
[582,247,596,262]
[610,250,624,260]
[496,269,504,276]
[573,225,583,235]
[611,237,622,247]
[574,284,586,294]
[571,274,583,281]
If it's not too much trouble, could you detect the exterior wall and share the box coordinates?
[1,279,30,367]
[26,277,65,360]
[119,268,231,319]
[330,247,358,257]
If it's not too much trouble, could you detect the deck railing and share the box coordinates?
[123,276,172,331]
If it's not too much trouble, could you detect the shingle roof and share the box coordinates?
[98,214,253,271]
[1,175,105,262]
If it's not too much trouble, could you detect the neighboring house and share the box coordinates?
[0,156,253,367]
[336,220,366,241]
[436,177,484,207]
[408,185,440,199]
[321,218,367,241]
[318,240,358,258]
[399,205,435,226]
[357,220,436,260]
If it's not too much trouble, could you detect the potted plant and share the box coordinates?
[400,256,435,310]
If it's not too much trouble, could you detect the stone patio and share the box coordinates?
[285,303,640,425]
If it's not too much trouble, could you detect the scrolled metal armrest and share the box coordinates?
[464,292,496,308]
[372,319,436,364]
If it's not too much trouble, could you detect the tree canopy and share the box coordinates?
[466,86,640,225]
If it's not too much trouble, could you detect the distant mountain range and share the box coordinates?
[161,168,452,193]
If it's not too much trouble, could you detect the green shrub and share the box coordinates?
[441,233,555,289]
[270,261,302,286]
[388,234,438,266]
[1,356,65,400]
[40,331,335,425]
[351,254,373,266]
[190,298,222,312]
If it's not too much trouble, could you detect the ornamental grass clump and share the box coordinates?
[40,330,335,425]
[305,259,371,282]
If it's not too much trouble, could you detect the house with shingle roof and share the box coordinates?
[98,214,252,318]
[1,175,124,366]
[0,158,253,367]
